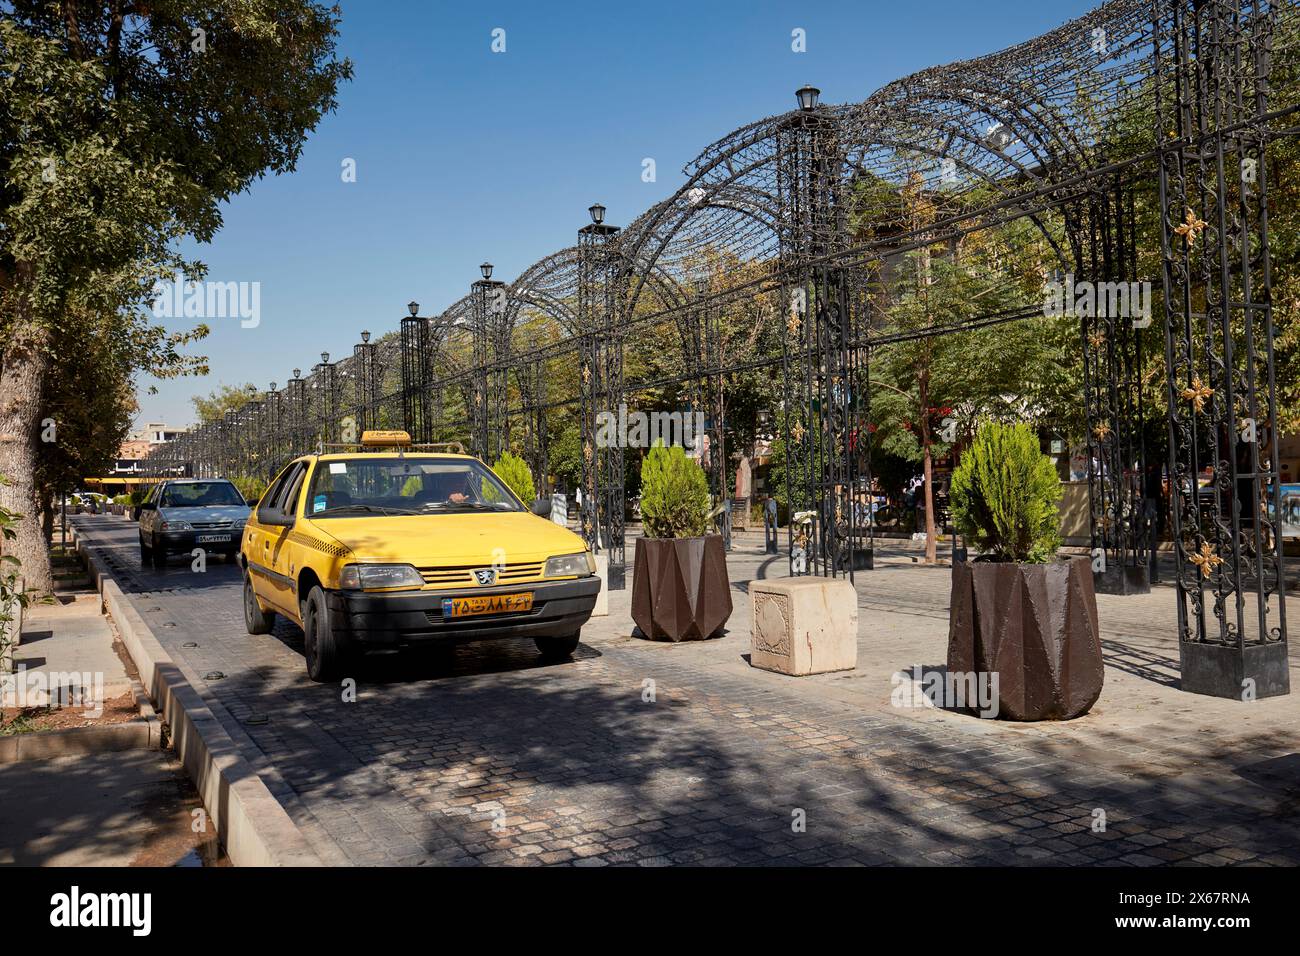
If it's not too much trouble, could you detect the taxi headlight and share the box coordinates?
[338,563,425,591]
[544,552,596,578]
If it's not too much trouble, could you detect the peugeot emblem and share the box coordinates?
[474,568,497,586]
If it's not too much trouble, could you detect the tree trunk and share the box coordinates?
[923,442,937,565]
[918,371,937,565]
[0,309,54,597]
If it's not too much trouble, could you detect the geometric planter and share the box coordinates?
[631,535,732,641]
[947,556,1103,720]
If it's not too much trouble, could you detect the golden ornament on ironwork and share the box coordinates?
[583,441,593,463]
[1180,374,1214,413]
[1088,330,1106,349]
[790,421,805,443]
[1173,208,1207,247]
[1188,540,1223,578]
[787,310,801,336]
[1093,422,1112,440]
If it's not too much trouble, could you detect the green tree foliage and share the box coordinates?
[0,4,350,594]
[192,383,259,425]
[950,421,1061,563]
[229,474,268,505]
[639,443,709,539]
[492,451,535,503]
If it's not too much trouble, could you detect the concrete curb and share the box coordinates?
[0,719,155,765]
[75,530,324,867]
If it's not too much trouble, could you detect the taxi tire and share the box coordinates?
[243,573,276,635]
[303,586,350,682]
[534,631,581,660]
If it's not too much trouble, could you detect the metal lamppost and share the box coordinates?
[471,262,505,460]
[776,84,861,579]
[578,202,626,588]
[313,352,335,446]
[401,301,432,443]
[287,369,305,455]
[353,329,378,433]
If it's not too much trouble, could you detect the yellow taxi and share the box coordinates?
[238,431,599,681]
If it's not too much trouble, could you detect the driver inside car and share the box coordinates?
[416,471,474,506]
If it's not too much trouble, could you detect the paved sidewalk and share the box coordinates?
[15,594,134,702]
[0,561,221,867]
[70,514,1300,866]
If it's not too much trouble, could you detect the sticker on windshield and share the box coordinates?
[313,495,327,513]
[329,462,347,475]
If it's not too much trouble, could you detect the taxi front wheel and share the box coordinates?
[535,632,581,660]
[303,585,351,682]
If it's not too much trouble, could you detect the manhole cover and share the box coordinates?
[245,715,269,726]
[203,671,226,681]
[182,642,199,648]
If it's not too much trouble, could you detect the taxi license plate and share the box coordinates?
[196,533,232,544]
[442,593,533,618]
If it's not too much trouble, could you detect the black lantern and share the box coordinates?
[293,368,301,379]
[361,330,370,343]
[796,85,821,111]
[407,301,419,317]
[320,352,329,364]
[588,203,606,225]
[480,262,494,280]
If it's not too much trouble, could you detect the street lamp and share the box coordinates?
[588,203,606,225]
[480,262,494,280]
[408,301,419,317]
[320,352,329,365]
[292,368,300,379]
[361,330,370,343]
[796,84,821,111]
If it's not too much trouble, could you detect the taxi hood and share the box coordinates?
[304,511,588,566]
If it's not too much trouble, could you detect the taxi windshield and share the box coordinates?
[304,457,524,518]
[160,482,245,508]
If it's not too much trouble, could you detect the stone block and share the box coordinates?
[749,577,857,676]
[592,554,609,617]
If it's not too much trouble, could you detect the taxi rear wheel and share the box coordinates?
[535,631,581,660]
[243,573,276,635]
[303,586,350,682]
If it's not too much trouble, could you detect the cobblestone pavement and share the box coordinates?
[74,517,1300,866]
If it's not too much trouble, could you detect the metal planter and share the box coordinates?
[631,535,732,642]
[947,556,1103,721]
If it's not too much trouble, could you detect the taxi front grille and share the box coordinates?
[416,562,546,588]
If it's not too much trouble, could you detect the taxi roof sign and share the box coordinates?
[361,430,412,446]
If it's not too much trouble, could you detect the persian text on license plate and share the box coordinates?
[442,592,534,618]
[196,534,232,544]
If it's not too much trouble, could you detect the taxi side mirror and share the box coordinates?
[258,507,295,528]
[529,498,553,518]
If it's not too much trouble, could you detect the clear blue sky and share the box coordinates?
[138,0,1099,429]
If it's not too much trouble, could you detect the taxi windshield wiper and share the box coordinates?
[313,504,420,517]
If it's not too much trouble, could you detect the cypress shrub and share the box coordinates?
[950,421,1061,563]
[639,442,709,539]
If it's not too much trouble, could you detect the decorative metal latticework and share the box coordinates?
[149,0,1295,697]
[1154,0,1289,698]
[1077,171,1150,594]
